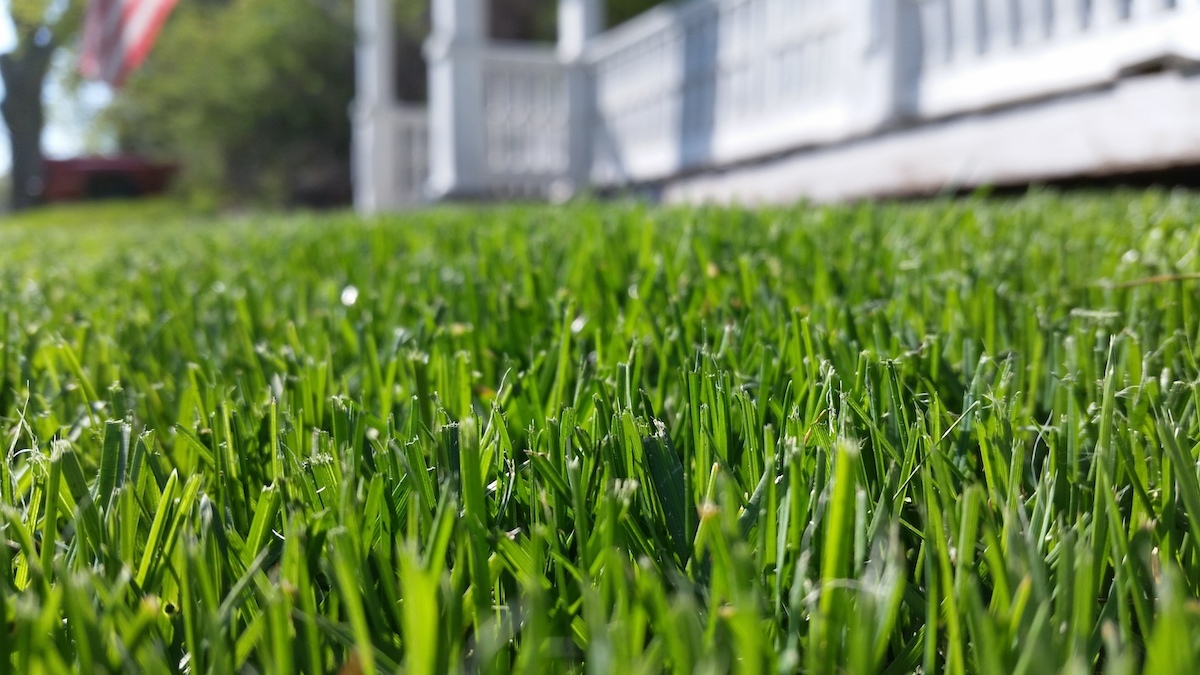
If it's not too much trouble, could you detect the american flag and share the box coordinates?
[78,0,179,87]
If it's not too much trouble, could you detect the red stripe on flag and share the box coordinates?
[122,0,179,83]
[78,0,179,87]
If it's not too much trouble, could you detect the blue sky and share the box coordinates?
[0,12,10,173]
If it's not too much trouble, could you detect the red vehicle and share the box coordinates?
[41,155,176,203]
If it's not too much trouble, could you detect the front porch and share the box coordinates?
[353,0,1200,211]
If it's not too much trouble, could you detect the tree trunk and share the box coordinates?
[1,42,55,211]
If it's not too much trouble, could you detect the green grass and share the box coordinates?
[2,191,1200,673]
[0,196,216,232]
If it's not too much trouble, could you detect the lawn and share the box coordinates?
[1,192,1200,673]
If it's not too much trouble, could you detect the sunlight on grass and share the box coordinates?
[1,191,1199,672]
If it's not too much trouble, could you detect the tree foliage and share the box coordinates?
[6,0,82,40]
[607,0,661,27]
[107,0,357,207]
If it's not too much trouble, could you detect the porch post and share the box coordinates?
[559,0,604,196]
[353,0,398,213]
[425,0,489,199]
[559,0,604,60]
[853,0,923,130]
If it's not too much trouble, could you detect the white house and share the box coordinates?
[354,0,1200,212]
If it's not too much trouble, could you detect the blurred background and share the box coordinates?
[4,0,1200,214]
[0,0,664,213]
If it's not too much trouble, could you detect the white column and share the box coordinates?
[353,0,398,213]
[851,0,922,128]
[559,0,604,62]
[425,0,489,200]
[558,0,604,196]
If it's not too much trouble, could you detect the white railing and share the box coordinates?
[355,0,1200,209]
[916,0,1200,117]
[392,104,430,205]
[351,101,429,211]
[481,44,570,196]
[586,0,902,185]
